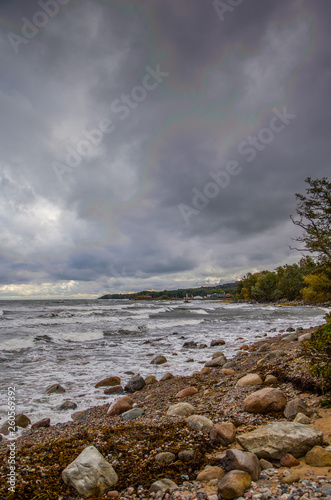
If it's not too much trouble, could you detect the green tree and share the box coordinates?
[237,272,259,299]
[303,318,331,392]
[275,263,304,301]
[251,271,277,301]
[291,177,331,264]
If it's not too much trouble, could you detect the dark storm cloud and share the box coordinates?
[0,0,330,297]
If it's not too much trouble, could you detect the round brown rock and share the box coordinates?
[145,375,157,385]
[155,452,176,464]
[196,466,225,482]
[222,449,261,481]
[167,402,195,417]
[237,373,263,387]
[160,372,174,381]
[218,470,251,500]
[95,376,121,388]
[45,383,66,394]
[16,414,31,428]
[178,449,194,462]
[305,446,331,467]
[104,385,124,395]
[31,418,51,430]
[280,453,300,467]
[107,396,133,416]
[205,356,227,368]
[220,368,235,375]
[150,355,167,365]
[244,388,287,414]
[210,423,236,446]
[264,375,278,386]
[175,387,198,398]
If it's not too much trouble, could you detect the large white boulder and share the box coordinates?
[237,422,323,459]
[62,445,118,498]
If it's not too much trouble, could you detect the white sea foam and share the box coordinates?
[0,337,34,350]
[148,318,204,329]
[52,330,104,342]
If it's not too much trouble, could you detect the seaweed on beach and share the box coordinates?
[1,421,219,500]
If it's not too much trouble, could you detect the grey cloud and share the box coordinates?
[0,0,330,297]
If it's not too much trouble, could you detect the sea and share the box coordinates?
[0,299,329,433]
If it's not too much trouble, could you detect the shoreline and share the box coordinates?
[1,324,331,499]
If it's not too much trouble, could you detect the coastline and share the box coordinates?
[1,325,331,499]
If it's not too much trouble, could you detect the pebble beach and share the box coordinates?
[1,323,331,500]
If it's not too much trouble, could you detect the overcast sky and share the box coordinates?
[0,0,330,299]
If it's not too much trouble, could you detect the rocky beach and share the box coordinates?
[1,323,331,500]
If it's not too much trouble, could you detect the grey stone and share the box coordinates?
[283,398,313,420]
[178,449,194,462]
[149,478,177,492]
[205,356,227,368]
[282,333,298,342]
[57,400,77,411]
[121,408,144,421]
[62,445,118,498]
[299,332,311,342]
[167,402,195,417]
[155,452,176,464]
[293,412,311,424]
[259,458,274,470]
[124,375,146,393]
[212,351,226,359]
[237,422,323,459]
[72,411,88,422]
[150,355,167,365]
[321,485,331,497]
[186,414,214,433]
[264,350,285,360]
[223,361,236,369]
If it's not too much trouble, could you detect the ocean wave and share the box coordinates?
[34,335,54,342]
[52,330,104,342]
[0,337,34,351]
[131,307,169,316]
[104,325,147,336]
[191,309,209,315]
[148,318,204,329]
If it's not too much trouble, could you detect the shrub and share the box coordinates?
[303,320,331,392]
